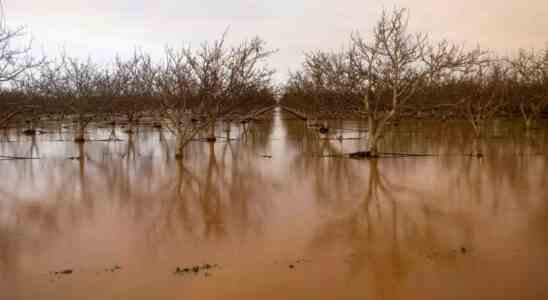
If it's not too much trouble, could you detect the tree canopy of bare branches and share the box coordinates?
[282,8,485,156]
[156,34,276,158]
[0,5,43,127]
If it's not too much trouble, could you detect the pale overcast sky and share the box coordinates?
[4,0,548,81]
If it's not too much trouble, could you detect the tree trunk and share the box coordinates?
[29,117,36,132]
[520,103,533,131]
[127,134,135,160]
[208,140,215,157]
[367,115,379,157]
[226,123,231,141]
[366,110,395,158]
[207,122,216,142]
[109,125,117,140]
[128,117,135,134]
[472,137,483,158]
[241,122,248,138]
[175,131,184,159]
[525,118,532,130]
[23,116,37,136]
[474,123,482,139]
[74,121,86,143]
[337,118,343,140]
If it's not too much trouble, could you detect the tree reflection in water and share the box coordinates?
[0,111,547,299]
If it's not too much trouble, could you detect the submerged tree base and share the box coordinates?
[348,151,377,159]
[23,129,37,136]
[74,137,86,143]
[319,127,329,134]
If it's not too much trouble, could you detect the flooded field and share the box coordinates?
[1,108,548,300]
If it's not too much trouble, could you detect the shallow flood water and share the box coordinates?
[1,108,548,300]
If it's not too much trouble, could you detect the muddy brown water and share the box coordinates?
[1,108,548,299]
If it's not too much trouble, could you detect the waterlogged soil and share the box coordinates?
[1,109,548,300]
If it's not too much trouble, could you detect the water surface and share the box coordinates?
[1,109,547,299]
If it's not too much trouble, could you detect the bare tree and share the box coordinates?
[282,9,483,157]
[155,46,201,159]
[61,56,105,142]
[0,3,42,127]
[184,34,275,141]
[156,34,275,159]
[112,51,158,134]
[455,59,508,156]
[303,50,360,120]
[357,9,486,156]
[281,71,314,112]
[507,49,548,129]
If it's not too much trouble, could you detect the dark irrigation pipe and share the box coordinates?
[0,155,41,160]
[378,152,441,157]
[318,137,362,141]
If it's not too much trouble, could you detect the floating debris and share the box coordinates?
[105,265,122,272]
[174,264,219,276]
[286,258,310,269]
[53,269,73,275]
[426,247,471,260]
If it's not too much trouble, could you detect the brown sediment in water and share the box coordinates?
[0,110,548,299]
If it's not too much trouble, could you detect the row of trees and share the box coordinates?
[281,9,548,156]
[0,28,276,157]
[0,7,546,158]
